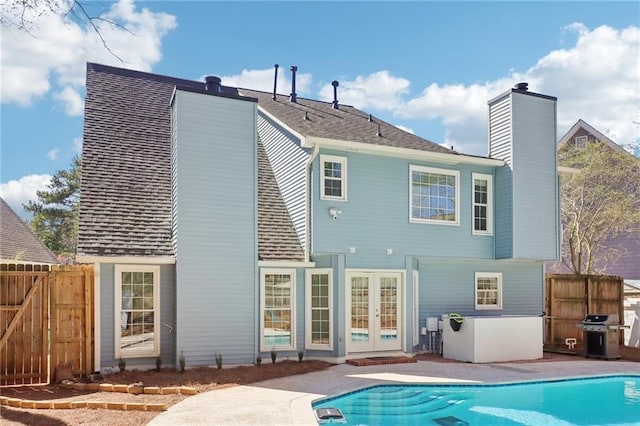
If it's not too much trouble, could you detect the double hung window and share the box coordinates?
[261,269,295,351]
[320,155,347,200]
[472,173,493,235]
[115,265,160,358]
[475,272,502,310]
[305,269,332,350]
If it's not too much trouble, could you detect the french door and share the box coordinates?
[346,271,403,352]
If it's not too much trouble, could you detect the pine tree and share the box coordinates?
[24,155,81,261]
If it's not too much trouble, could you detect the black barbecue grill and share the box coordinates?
[580,314,620,359]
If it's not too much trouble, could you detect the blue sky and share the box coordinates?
[1,1,639,218]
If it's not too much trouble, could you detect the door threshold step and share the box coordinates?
[346,356,417,366]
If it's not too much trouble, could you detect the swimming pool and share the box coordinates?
[312,375,640,425]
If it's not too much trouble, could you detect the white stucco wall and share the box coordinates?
[442,316,543,362]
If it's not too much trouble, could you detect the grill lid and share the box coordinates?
[582,314,619,324]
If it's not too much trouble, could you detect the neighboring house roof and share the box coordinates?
[79,63,304,261]
[558,119,631,157]
[0,197,59,264]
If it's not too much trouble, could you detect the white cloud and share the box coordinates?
[0,0,177,114]
[53,86,84,115]
[395,24,640,155]
[73,136,82,153]
[394,124,414,134]
[319,71,410,111]
[47,148,60,160]
[0,174,52,219]
[216,66,313,97]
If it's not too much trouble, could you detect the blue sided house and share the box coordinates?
[77,64,559,371]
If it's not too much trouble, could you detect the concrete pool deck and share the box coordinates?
[148,357,639,426]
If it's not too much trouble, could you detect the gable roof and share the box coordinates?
[79,63,304,261]
[558,119,631,157]
[80,63,503,261]
[0,197,59,264]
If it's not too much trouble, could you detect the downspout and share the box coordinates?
[304,144,320,263]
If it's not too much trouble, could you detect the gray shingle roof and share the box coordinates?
[80,64,483,261]
[0,197,59,264]
[79,63,304,261]
[78,64,179,257]
[239,89,455,154]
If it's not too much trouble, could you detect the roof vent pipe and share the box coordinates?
[272,64,279,100]
[368,114,373,122]
[331,80,339,109]
[514,82,528,91]
[376,124,382,137]
[205,76,222,93]
[289,65,298,103]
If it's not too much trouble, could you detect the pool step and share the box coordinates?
[345,394,468,416]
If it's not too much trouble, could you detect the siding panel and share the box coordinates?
[257,114,309,248]
[511,94,558,260]
[418,259,544,321]
[489,95,513,259]
[311,150,495,267]
[173,90,257,365]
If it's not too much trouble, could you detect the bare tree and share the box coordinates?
[1,0,130,60]
[558,141,640,274]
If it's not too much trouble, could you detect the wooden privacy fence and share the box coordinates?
[0,264,94,386]
[545,274,624,350]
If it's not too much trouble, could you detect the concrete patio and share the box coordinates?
[148,357,639,426]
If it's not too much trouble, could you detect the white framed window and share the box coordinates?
[320,155,347,201]
[574,135,588,149]
[261,269,296,351]
[475,272,502,310]
[115,265,160,358]
[410,165,459,225]
[305,269,333,350]
[472,173,493,235]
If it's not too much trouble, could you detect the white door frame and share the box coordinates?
[345,269,405,354]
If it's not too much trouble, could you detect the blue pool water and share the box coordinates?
[312,375,640,425]
[263,335,291,346]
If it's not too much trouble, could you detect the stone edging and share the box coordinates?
[0,382,198,412]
